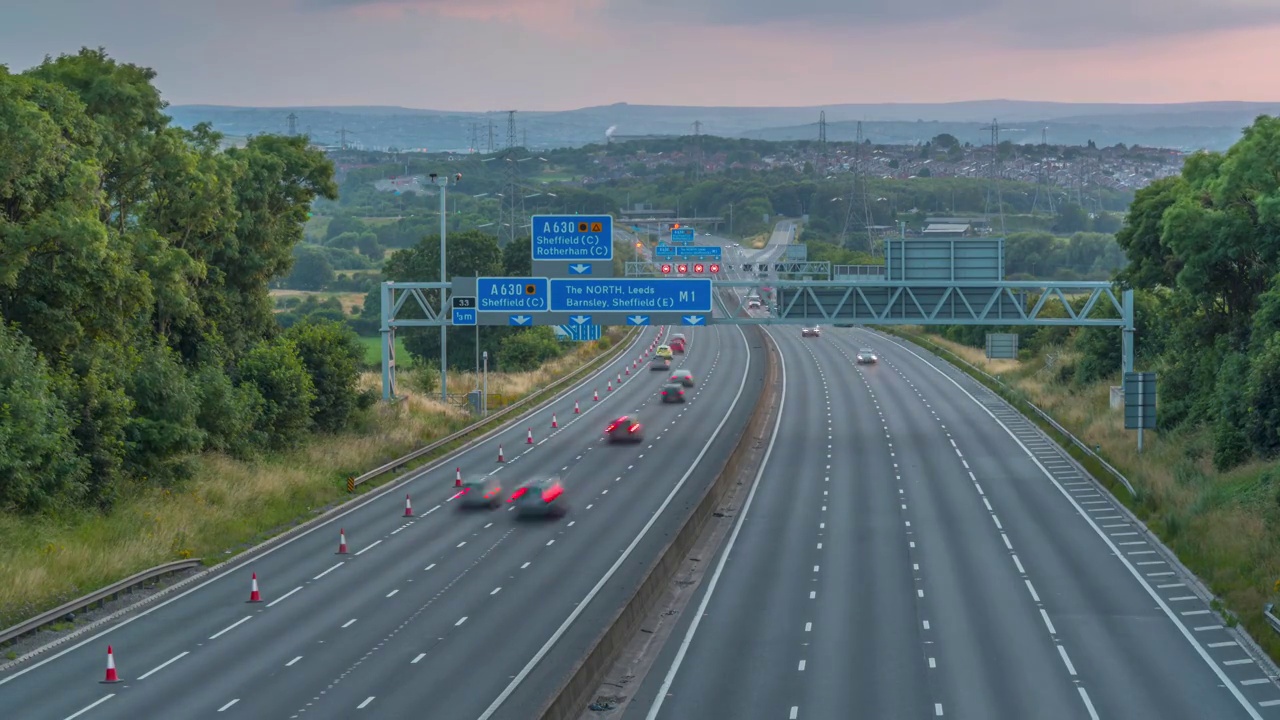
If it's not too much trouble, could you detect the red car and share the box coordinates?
[669,338,686,353]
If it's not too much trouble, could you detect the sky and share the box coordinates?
[1,0,1278,109]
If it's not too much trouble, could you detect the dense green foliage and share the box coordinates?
[936,116,1280,471]
[0,49,372,513]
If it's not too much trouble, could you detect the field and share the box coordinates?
[0,331,627,630]
[270,289,366,314]
[356,334,413,367]
[893,327,1280,660]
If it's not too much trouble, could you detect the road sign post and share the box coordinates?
[1123,371,1157,452]
[531,214,615,278]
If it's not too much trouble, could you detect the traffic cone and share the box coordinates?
[625,367,630,376]
[617,373,622,383]
[551,414,558,428]
[574,401,580,414]
[526,428,534,444]
[607,382,613,392]
[248,572,262,603]
[338,529,348,554]
[404,494,413,517]
[594,389,599,401]
[497,445,505,462]
[455,467,462,487]
[102,645,120,683]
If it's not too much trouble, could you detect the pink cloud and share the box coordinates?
[339,0,602,28]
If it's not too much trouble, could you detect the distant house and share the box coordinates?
[921,223,974,237]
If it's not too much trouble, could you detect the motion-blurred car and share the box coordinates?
[650,356,671,371]
[668,334,687,353]
[669,369,694,387]
[834,324,854,328]
[605,415,645,443]
[801,326,821,337]
[856,348,878,364]
[509,476,566,518]
[457,476,503,509]
[746,296,762,309]
[655,344,673,359]
[660,383,686,403]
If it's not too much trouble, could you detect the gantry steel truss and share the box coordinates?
[378,279,1137,400]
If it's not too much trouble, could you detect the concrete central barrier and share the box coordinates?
[535,324,782,720]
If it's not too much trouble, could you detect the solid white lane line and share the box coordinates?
[137,652,189,680]
[873,332,1265,720]
[640,332,785,720]
[286,656,302,666]
[267,586,303,607]
[358,696,375,709]
[386,590,399,598]
[218,699,239,712]
[456,616,468,626]
[63,695,114,720]
[424,563,436,571]
[412,653,426,664]
[209,616,251,640]
[1058,645,1077,675]
[789,707,798,719]
[491,587,502,595]
[1078,688,1101,720]
[342,618,357,628]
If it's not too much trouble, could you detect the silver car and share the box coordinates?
[510,477,567,518]
[458,476,502,509]
[856,348,878,364]
[669,369,694,387]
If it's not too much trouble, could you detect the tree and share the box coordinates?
[286,246,334,290]
[237,338,316,449]
[284,320,366,432]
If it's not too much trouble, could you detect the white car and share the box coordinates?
[856,348,878,364]
[801,327,821,338]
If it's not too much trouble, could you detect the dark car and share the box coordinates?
[606,415,645,443]
[660,383,686,403]
[509,477,566,518]
[457,476,502,509]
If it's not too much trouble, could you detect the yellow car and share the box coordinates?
[655,344,673,359]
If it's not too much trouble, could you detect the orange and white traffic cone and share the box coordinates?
[607,382,613,392]
[526,428,534,444]
[337,529,348,554]
[248,572,262,603]
[625,367,630,376]
[455,467,463,487]
[574,401,580,414]
[617,373,622,383]
[551,414,558,428]
[497,445,505,462]
[102,645,120,683]
[404,494,413,517]
[593,389,599,401]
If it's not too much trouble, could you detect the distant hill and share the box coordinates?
[166,100,1280,153]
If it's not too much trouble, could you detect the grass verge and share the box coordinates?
[883,325,1280,663]
[0,328,633,629]
[746,232,770,249]
[355,334,413,367]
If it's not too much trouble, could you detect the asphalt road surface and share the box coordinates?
[0,322,767,720]
[625,325,1280,720]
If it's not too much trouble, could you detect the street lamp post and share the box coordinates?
[430,172,461,404]
[482,351,489,416]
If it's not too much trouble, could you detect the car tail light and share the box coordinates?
[459,487,470,495]
[605,422,617,432]
[628,423,641,432]
[508,487,529,503]
[662,390,667,396]
[542,486,563,503]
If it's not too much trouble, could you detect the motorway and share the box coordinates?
[624,322,1280,720]
[0,309,767,716]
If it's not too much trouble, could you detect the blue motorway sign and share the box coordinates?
[670,227,695,244]
[452,308,477,326]
[625,315,650,325]
[509,315,533,326]
[558,323,602,342]
[477,277,548,312]
[549,278,713,313]
[531,215,614,262]
[654,245,722,260]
